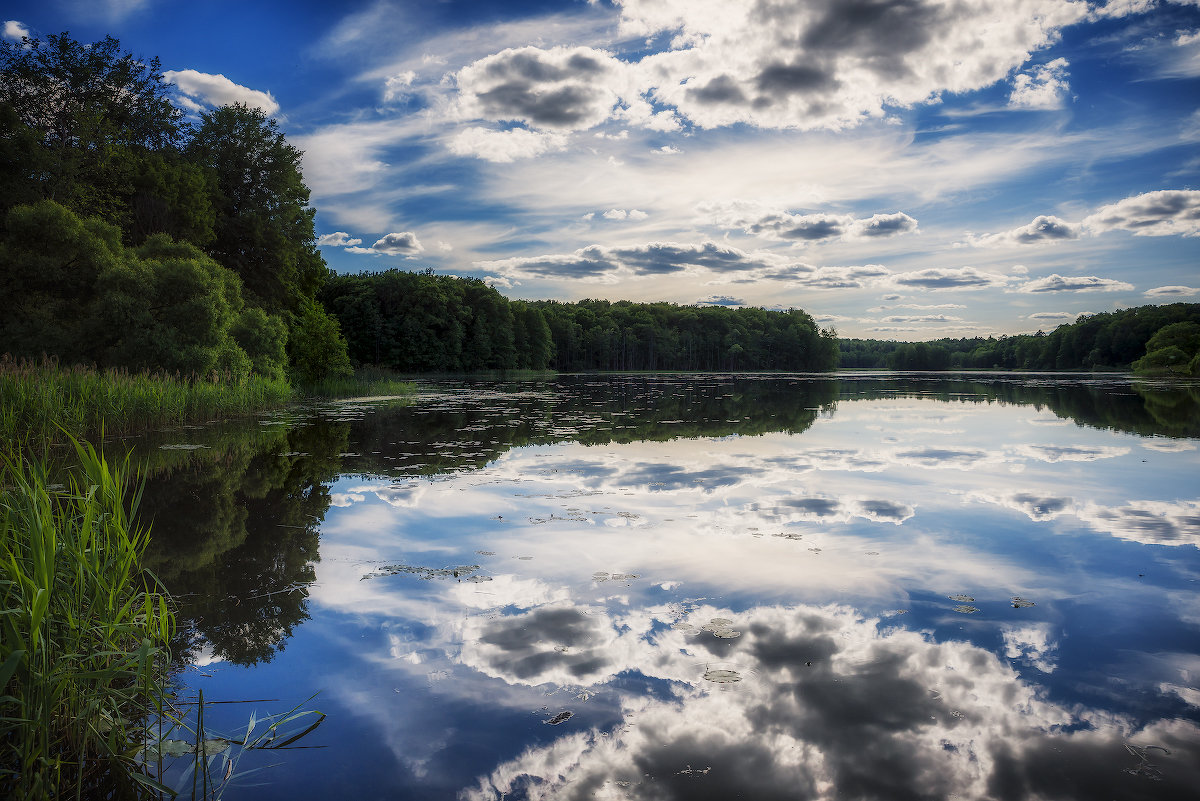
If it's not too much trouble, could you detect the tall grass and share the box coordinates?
[0,355,295,448]
[0,437,175,798]
[300,364,416,399]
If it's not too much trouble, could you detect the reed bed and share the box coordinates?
[0,438,175,798]
[0,356,294,448]
[300,365,416,399]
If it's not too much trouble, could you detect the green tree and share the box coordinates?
[0,200,124,362]
[0,33,184,222]
[286,297,352,385]
[186,104,325,312]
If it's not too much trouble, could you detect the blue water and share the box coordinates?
[141,374,1200,800]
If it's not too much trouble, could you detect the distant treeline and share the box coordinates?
[840,304,1200,374]
[321,270,840,373]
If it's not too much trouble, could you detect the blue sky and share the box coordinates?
[6,0,1199,338]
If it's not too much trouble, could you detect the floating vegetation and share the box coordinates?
[1011,597,1036,608]
[543,711,573,726]
[772,532,804,540]
[594,571,638,582]
[671,622,696,632]
[476,550,496,556]
[699,618,741,638]
[361,564,482,581]
[948,594,975,603]
[953,605,980,614]
[702,668,742,684]
[158,443,211,450]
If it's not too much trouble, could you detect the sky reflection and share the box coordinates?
[153,376,1199,799]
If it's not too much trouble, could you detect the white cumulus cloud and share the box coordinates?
[164,69,280,115]
[1083,189,1200,237]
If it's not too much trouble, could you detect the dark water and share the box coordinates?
[136,374,1200,800]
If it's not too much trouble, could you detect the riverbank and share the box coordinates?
[0,357,415,449]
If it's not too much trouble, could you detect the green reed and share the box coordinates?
[0,437,176,798]
[299,365,416,399]
[0,356,294,449]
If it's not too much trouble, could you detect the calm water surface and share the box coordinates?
[136,374,1200,800]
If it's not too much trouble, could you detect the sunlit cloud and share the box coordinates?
[1083,189,1200,237]
[2,20,30,40]
[346,232,425,257]
[1009,58,1071,109]
[163,69,280,115]
[1014,274,1135,293]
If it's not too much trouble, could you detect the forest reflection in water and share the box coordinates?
[136,374,1200,800]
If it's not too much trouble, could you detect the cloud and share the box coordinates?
[972,214,1082,246]
[448,126,569,162]
[1027,311,1077,321]
[347,232,425,257]
[3,20,30,40]
[621,0,1090,131]
[698,295,744,306]
[701,203,918,243]
[601,208,649,221]
[453,45,628,132]
[1009,58,1071,109]
[848,212,920,238]
[1083,189,1200,237]
[476,240,895,289]
[1144,285,1200,297]
[478,240,781,282]
[444,0,1092,151]
[163,69,280,115]
[317,232,364,247]
[880,314,965,324]
[1015,274,1134,293]
[383,70,417,102]
[890,267,1009,290]
[868,303,966,312]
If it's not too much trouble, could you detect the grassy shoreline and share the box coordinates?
[0,357,416,449]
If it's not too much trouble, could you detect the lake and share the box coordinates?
[135,373,1200,800]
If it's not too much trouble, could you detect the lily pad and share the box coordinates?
[703,668,742,684]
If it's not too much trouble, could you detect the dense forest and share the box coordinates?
[840,304,1200,374]
[0,33,350,384]
[320,270,840,372]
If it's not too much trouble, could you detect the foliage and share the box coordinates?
[186,104,325,313]
[0,32,184,224]
[285,297,353,386]
[1,200,290,382]
[536,298,838,371]
[301,365,417,399]
[321,270,839,373]
[1132,321,1200,375]
[840,304,1200,371]
[1,32,350,387]
[0,438,174,798]
[0,355,293,448]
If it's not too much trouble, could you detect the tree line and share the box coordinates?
[0,32,350,384]
[839,303,1200,374]
[320,270,840,373]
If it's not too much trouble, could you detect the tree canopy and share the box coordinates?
[0,32,350,385]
